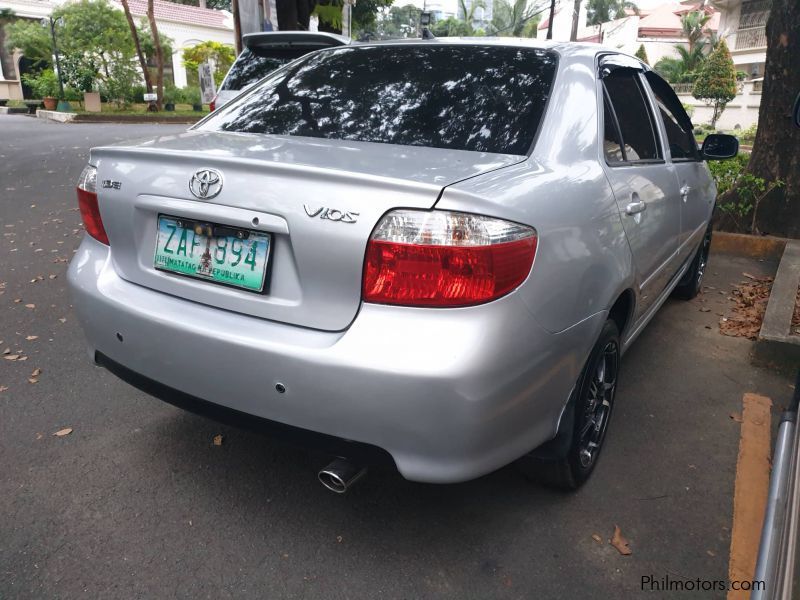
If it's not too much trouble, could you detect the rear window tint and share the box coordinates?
[200,44,557,155]
[220,47,311,91]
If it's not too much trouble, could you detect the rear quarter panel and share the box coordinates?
[437,49,634,337]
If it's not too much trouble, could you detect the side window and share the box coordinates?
[602,70,661,162]
[643,72,700,161]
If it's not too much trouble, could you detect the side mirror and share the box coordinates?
[701,133,739,160]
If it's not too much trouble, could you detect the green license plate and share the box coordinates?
[154,215,271,292]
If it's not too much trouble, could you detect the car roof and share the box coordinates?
[330,36,637,62]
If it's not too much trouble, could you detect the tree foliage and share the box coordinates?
[182,40,235,86]
[692,39,736,127]
[586,0,638,25]
[377,4,421,38]
[352,0,393,36]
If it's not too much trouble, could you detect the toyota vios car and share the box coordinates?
[68,39,737,492]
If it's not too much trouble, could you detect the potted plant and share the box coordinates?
[183,85,203,112]
[163,85,177,112]
[23,70,60,110]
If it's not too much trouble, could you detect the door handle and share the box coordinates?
[680,185,691,202]
[625,200,647,215]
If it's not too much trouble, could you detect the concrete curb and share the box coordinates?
[711,232,788,260]
[73,114,201,124]
[754,241,800,374]
[0,106,28,115]
[36,109,77,123]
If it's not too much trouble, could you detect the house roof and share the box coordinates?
[637,2,719,36]
[122,0,231,29]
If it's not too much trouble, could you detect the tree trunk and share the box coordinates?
[546,0,555,39]
[570,0,581,41]
[147,0,164,110]
[742,0,799,237]
[232,0,242,53]
[120,0,152,93]
[276,0,313,31]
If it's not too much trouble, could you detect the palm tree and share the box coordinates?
[491,0,535,36]
[586,0,638,26]
[654,44,706,83]
[681,10,711,53]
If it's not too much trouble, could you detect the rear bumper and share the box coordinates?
[68,236,605,483]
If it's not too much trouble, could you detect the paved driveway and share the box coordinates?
[0,115,792,599]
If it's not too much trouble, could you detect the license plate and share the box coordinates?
[154,216,271,292]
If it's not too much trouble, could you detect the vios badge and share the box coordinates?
[189,169,223,199]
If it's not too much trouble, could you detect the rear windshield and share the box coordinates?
[200,44,558,155]
[219,47,311,91]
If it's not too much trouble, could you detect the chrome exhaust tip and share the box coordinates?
[318,458,367,493]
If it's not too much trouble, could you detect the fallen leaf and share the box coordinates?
[699,307,711,313]
[53,428,72,437]
[336,535,343,543]
[35,432,43,440]
[707,550,716,557]
[0,385,8,392]
[26,336,38,341]
[730,412,743,423]
[31,368,42,377]
[58,318,66,324]
[27,378,37,384]
[591,534,603,543]
[3,355,19,361]
[48,274,57,280]
[610,525,632,556]
[24,304,35,309]
[13,298,21,303]
[2,348,9,354]
[212,434,223,446]
[18,356,27,361]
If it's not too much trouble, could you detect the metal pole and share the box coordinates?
[546,0,556,39]
[49,18,65,99]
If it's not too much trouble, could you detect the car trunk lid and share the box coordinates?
[91,130,523,331]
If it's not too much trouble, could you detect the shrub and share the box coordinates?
[99,61,141,108]
[22,69,61,99]
[710,153,784,233]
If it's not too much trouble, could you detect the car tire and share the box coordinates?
[672,225,712,300]
[518,319,620,491]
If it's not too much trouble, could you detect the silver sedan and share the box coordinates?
[68,39,738,492]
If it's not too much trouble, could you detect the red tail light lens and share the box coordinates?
[76,165,109,245]
[363,210,537,307]
[209,96,216,112]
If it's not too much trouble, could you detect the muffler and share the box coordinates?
[318,458,367,493]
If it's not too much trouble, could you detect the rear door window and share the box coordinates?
[199,44,558,155]
[602,69,662,162]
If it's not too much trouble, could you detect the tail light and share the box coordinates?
[76,165,109,245]
[209,95,217,112]
[363,210,537,307]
